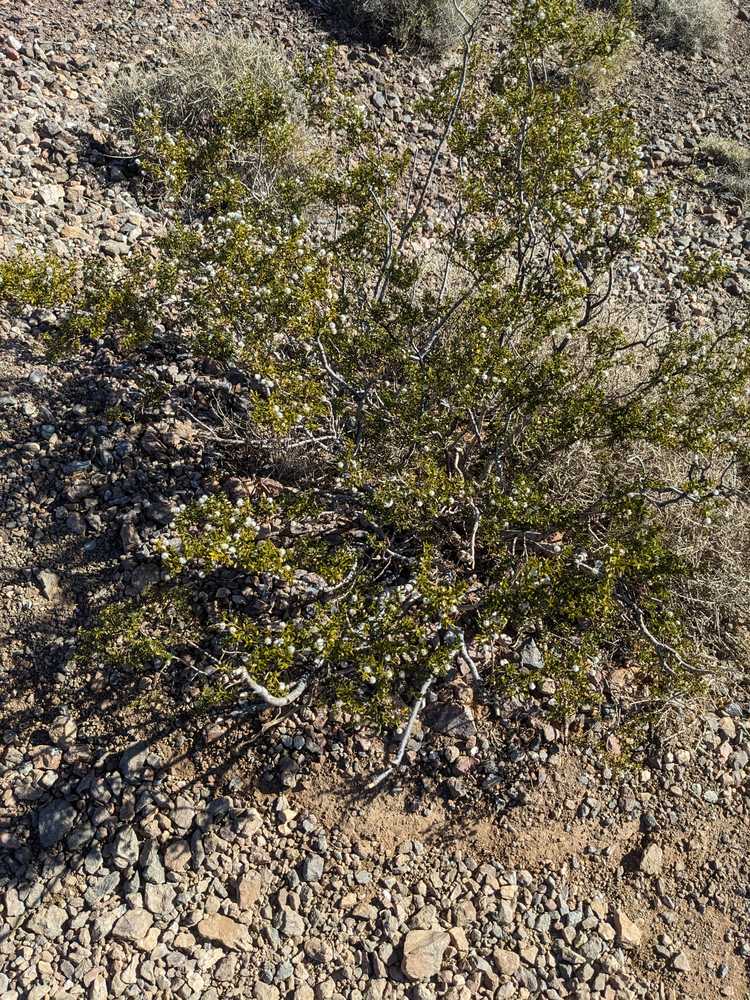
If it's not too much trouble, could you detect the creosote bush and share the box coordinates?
[109,35,301,136]
[2,0,750,753]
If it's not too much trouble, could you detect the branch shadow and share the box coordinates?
[1,313,577,951]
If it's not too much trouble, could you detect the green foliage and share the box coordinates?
[0,253,76,310]
[3,0,749,736]
[79,595,191,674]
[192,682,236,714]
[156,492,462,721]
[110,35,335,210]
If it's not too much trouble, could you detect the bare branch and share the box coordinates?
[616,590,705,677]
[232,666,309,706]
[468,503,481,570]
[396,14,476,252]
[368,675,435,789]
[457,635,482,684]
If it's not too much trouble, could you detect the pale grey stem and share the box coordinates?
[367,675,435,789]
[233,666,309,707]
[468,503,481,570]
[457,637,482,684]
[396,15,475,253]
[618,595,704,677]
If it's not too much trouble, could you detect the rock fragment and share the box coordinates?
[401,929,451,980]
[37,799,76,848]
[197,914,251,952]
[612,909,642,949]
[112,908,154,943]
[640,843,664,876]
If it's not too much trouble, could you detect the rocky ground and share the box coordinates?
[2,0,750,998]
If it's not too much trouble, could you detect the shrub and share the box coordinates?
[646,0,730,52]
[700,134,750,202]
[343,0,479,51]
[109,35,319,208]
[110,35,301,135]
[2,0,749,756]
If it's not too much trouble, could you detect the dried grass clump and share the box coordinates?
[107,34,314,209]
[671,495,750,659]
[647,0,730,52]
[347,0,478,52]
[701,134,750,202]
[109,34,304,139]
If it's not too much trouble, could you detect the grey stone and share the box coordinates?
[118,740,150,781]
[37,799,76,848]
[164,838,191,872]
[89,979,107,1000]
[91,909,122,942]
[255,985,280,1000]
[423,703,476,739]
[235,873,262,909]
[300,854,325,883]
[279,906,305,938]
[140,841,166,884]
[35,569,61,601]
[640,843,664,876]
[401,929,450,980]
[305,937,334,965]
[493,948,520,977]
[172,805,195,831]
[113,827,140,869]
[35,183,65,207]
[112,907,154,943]
[520,638,544,669]
[275,960,294,982]
[84,872,120,906]
[673,950,691,973]
[4,888,23,919]
[580,936,604,962]
[67,821,95,851]
[196,913,250,952]
[611,909,642,949]
[144,883,175,915]
[25,903,67,939]
[214,956,238,983]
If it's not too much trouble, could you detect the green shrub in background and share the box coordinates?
[344,0,480,51]
[646,0,730,53]
[108,35,318,212]
[2,0,749,751]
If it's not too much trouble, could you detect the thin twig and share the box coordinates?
[396,14,476,253]
[457,635,482,684]
[232,665,309,706]
[368,675,435,789]
[617,591,705,677]
[468,503,481,570]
